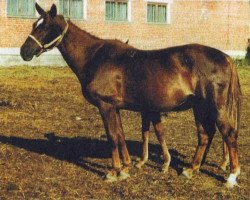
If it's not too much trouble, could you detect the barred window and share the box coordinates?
[59,0,84,19]
[7,0,36,18]
[147,3,168,23]
[105,1,128,21]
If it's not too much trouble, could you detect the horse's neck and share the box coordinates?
[57,21,101,77]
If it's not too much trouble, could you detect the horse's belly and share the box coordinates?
[122,88,194,112]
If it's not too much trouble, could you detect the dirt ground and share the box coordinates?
[0,66,249,199]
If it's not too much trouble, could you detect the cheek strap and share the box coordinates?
[28,21,68,57]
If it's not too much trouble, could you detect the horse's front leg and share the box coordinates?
[99,102,131,182]
[220,141,229,171]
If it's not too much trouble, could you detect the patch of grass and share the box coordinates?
[6,182,18,192]
[234,58,249,68]
[0,66,73,79]
[0,66,249,199]
[238,67,250,97]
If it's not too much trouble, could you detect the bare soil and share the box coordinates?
[0,66,249,199]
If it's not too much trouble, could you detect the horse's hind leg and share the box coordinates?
[183,106,216,178]
[151,112,171,173]
[136,112,171,173]
[135,112,150,169]
[216,109,240,187]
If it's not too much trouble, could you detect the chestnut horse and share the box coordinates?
[20,4,241,187]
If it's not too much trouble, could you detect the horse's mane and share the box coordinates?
[67,20,101,41]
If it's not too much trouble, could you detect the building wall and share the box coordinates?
[0,0,249,66]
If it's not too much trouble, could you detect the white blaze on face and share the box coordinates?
[36,18,44,28]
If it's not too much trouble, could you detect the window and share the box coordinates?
[105,1,129,21]
[146,0,172,24]
[7,0,36,18]
[147,3,168,23]
[59,0,84,19]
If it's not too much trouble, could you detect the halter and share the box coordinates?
[28,21,68,57]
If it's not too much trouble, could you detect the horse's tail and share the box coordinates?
[227,59,241,132]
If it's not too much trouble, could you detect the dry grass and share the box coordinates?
[0,66,249,199]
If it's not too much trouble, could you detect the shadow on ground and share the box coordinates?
[0,133,224,181]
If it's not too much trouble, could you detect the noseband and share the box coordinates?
[28,21,68,57]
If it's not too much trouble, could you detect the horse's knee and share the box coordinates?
[219,126,238,147]
[225,134,238,150]
[154,122,163,133]
[197,130,209,146]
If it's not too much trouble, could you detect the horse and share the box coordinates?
[20,4,241,187]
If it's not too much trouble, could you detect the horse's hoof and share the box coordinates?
[225,180,240,189]
[135,163,142,169]
[135,161,145,169]
[118,171,130,180]
[225,170,240,188]
[225,180,239,188]
[104,172,118,182]
[182,168,193,179]
[161,163,169,174]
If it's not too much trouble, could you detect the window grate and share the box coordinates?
[147,3,167,23]
[7,0,36,18]
[59,0,84,19]
[105,1,128,21]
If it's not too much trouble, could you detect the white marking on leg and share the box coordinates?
[162,151,171,173]
[226,168,240,188]
[182,168,193,179]
[118,170,130,180]
[166,151,171,167]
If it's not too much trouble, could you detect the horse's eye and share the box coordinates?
[44,24,50,31]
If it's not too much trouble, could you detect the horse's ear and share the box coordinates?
[49,4,57,18]
[35,3,46,17]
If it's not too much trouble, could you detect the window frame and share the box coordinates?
[145,0,172,24]
[58,0,87,20]
[7,0,37,18]
[105,0,132,22]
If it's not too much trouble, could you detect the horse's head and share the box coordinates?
[20,3,68,61]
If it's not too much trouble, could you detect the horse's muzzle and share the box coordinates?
[20,45,35,61]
